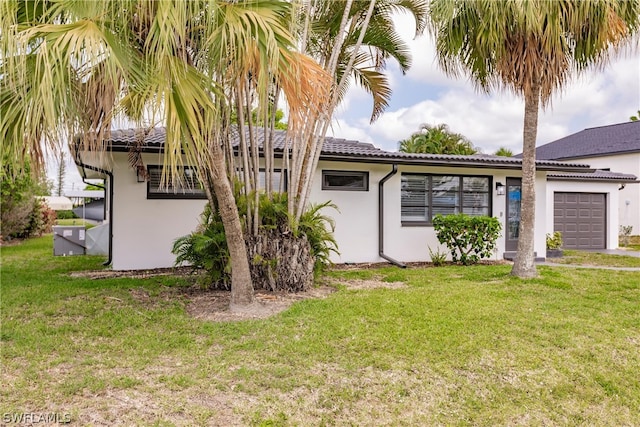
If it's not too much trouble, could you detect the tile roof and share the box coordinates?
[548,169,638,182]
[533,121,640,160]
[103,126,592,172]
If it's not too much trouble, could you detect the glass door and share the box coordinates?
[505,178,522,251]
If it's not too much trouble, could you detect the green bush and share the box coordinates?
[297,201,339,275]
[546,231,563,249]
[172,205,230,289]
[25,198,57,237]
[56,210,78,220]
[1,161,52,239]
[432,214,502,265]
[172,193,339,290]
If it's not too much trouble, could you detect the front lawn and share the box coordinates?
[2,236,640,425]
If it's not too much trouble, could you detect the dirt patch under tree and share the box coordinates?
[71,266,407,321]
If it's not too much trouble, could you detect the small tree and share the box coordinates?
[432,214,502,265]
[55,152,66,196]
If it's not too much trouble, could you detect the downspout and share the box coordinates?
[74,149,113,266]
[379,164,406,268]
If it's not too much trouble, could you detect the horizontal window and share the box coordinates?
[401,174,491,224]
[322,170,369,191]
[147,165,206,199]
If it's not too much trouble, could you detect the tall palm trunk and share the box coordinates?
[208,137,254,308]
[511,82,540,278]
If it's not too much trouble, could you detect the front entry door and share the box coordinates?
[505,178,522,251]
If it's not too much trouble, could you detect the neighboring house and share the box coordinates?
[73,127,635,270]
[534,121,640,238]
[40,196,73,211]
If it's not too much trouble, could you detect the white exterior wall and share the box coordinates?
[110,152,206,270]
[78,151,554,269]
[310,161,549,263]
[546,180,621,250]
[573,153,640,234]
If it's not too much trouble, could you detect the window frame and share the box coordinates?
[400,173,492,226]
[321,170,369,191]
[146,165,207,200]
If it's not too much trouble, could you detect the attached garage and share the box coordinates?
[554,192,606,249]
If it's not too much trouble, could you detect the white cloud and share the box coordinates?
[335,28,640,156]
[327,118,375,143]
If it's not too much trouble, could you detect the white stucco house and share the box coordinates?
[534,121,640,239]
[73,127,636,270]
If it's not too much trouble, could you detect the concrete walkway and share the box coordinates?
[541,248,640,271]
[585,249,640,258]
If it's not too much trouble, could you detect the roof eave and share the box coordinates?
[547,176,639,184]
[318,153,592,172]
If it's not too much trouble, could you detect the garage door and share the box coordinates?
[554,192,606,249]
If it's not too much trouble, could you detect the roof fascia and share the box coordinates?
[318,154,592,172]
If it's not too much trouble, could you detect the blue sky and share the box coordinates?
[51,12,639,193]
[328,13,640,155]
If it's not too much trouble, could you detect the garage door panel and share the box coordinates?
[579,208,592,218]
[565,194,579,203]
[553,192,606,250]
[564,208,578,218]
[564,237,578,247]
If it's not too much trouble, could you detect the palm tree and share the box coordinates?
[427,0,640,278]
[284,0,429,222]
[630,110,640,121]
[494,147,514,157]
[398,123,476,155]
[1,0,324,308]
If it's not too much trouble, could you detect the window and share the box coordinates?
[258,169,287,192]
[322,170,369,191]
[401,174,490,224]
[147,165,206,199]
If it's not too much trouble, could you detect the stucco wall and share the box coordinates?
[110,152,207,270]
[546,180,620,250]
[311,161,549,264]
[573,153,640,234]
[77,151,553,269]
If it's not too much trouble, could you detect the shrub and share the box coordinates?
[173,193,339,291]
[1,161,51,239]
[546,231,563,249]
[432,214,502,265]
[172,205,230,289]
[428,246,448,266]
[25,198,57,237]
[297,201,339,275]
[56,210,78,220]
[619,225,633,247]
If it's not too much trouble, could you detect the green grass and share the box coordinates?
[553,249,640,268]
[55,218,96,229]
[2,236,640,425]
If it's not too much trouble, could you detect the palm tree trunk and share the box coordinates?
[511,84,540,278]
[208,136,255,308]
